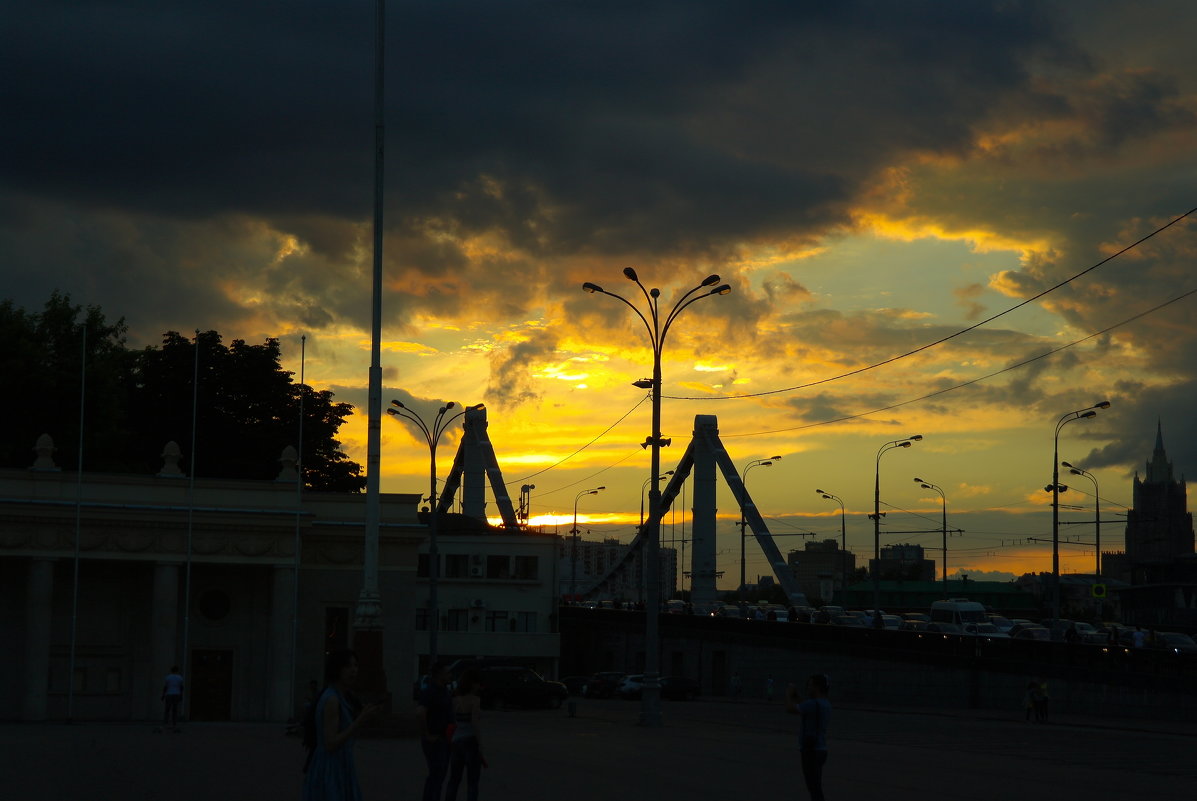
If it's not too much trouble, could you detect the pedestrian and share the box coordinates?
[445,669,485,801]
[416,662,453,801]
[1132,627,1146,648]
[730,672,742,700]
[160,665,184,732]
[784,674,831,801]
[1031,678,1049,723]
[1023,679,1037,723]
[765,675,775,701]
[301,649,383,801]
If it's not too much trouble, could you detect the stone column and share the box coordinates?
[23,559,54,721]
[268,566,296,722]
[150,563,180,719]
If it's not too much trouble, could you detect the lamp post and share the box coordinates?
[1050,402,1109,619]
[740,457,779,596]
[914,479,948,599]
[572,486,606,597]
[872,436,922,622]
[582,269,730,727]
[640,471,674,529]
[816,490,847,601]
[518,484,536,527]
[387,399,485,664]
[1062,461,1101,577]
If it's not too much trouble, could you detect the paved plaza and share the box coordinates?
[4,698,1194,801]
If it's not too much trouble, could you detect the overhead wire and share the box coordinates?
[665,205,1196,401]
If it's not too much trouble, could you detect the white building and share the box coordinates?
[1,436,560,722]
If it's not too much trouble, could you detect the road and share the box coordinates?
[4,697,1192,800]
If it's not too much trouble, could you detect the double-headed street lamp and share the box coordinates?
[1049,402,1109,619]
[740,457,780,595]
[815,490,847,601]
[583,269,730,728]
[571,486,606,597]
[387,399,485,664]
[1061,461,1102,577]
[872,435,922,622]
[914,478,948,599]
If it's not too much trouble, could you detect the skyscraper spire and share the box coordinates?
[1146,420,1174,484]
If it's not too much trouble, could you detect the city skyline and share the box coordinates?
[4,2,1196,586]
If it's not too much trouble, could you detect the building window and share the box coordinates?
[414,608,429,631]
[324,607,350,657]
[199,589,230,621]
[513,611,537,632]
[487,555,511,579]
[417,554,429,577]
[485,610,509,632]
[446,609,469,632]
[445,555,470,578]
[106,668,121,694]
[513,556,538,579]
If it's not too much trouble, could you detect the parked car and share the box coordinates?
[986,614,1014,632]
[617,674,646,699]
[899,620,933,633]
[1011,626,1050,641]
[963,622,1008,638]
[585,671,626,698]
[830,614,866,627]
[926,622,963,635]
[880,615,903,631]
[475,666,567,709]
[659,676,701,701]
[902,612,931,624]
[1155,632,1197,654]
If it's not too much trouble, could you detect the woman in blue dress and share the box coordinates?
[302,649,383,801]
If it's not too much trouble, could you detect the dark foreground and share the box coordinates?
[5,698,1194,801]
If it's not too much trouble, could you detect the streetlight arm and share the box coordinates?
[387,406,433,446]
[660,287,725,349]
[588,287,656,351]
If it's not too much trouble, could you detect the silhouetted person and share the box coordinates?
[416,662,453,801]
[302,649,383,800]
[160,666,184,732]
[445,669,485,801]
[785,674,831,801]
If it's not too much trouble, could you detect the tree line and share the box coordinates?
[2,292,365,491]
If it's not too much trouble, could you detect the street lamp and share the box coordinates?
[914,478,948,599]
[1061,461,1101,577]
[815,490,847,601]
[582,268,730,727]
[640,471,674,528]
[571,486,606,597]
[1050,402,1109,619]
[387,399,485,664]
[872,435,922,623]
[518,484,536,527]
[740,457,780,596]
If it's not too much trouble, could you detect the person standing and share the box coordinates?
[160,666,184,732]
[445,669,484,801]
[415,662,453,801]
[301,650,383,801]
[784,674,831,801]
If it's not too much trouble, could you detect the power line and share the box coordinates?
[666,205,1196,401]
[722,284,1197,438]
[506,394,649,486]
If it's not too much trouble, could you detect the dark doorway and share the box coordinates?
[189,649,233,721]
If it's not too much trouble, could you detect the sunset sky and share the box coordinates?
[5,2,1196,586]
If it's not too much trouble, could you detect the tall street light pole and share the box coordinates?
[387,399,485,665]
[816,490,846,601]
[1062,461,1102,577]
[1050,402,1109,620]
[571,486,605,597]
[740,457,779,596]
[914,479,948,599]
[583,269,730,728]
[872,436,922,622]
[355,0,387,698]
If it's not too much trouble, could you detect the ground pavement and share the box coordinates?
[4,697,1193,801]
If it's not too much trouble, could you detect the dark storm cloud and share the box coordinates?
[3,1,1070,263]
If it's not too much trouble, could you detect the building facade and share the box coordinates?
[1,436,559,722]
[787,539,856,603]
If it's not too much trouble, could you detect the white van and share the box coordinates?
[929,599,988,628]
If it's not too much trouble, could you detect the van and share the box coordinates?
[929,599,987,628]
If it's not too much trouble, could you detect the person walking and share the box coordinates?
[785,674,831,801]
[160,666,184,732]
[445,669,485,801]
[301,649,383,801]
[415,662,453,801]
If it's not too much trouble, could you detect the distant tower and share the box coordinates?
[1124,422,1194,567]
